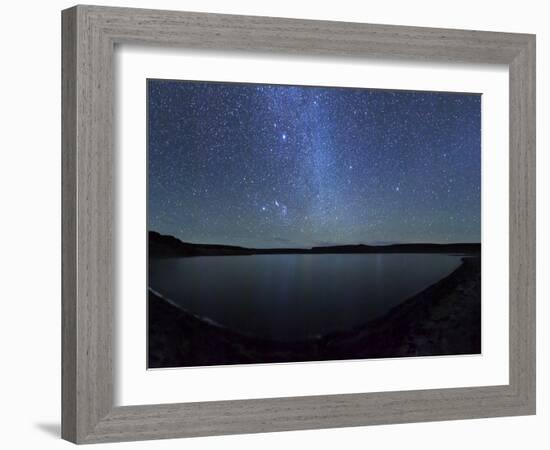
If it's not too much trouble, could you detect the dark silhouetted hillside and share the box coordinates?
[149,231,481,258]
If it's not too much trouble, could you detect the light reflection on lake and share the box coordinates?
[148,254,462,341]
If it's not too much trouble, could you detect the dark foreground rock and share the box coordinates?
[148,257,481,368]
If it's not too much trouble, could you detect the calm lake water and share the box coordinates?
[148,254,462,341]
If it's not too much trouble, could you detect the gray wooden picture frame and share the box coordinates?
[61,5,536,444]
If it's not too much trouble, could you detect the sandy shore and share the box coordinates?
[148,256,481,368]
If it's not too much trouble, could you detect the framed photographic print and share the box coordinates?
[147,79,483,368]
[62,5,536,444]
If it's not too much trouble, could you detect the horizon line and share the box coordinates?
[148,230,481,250]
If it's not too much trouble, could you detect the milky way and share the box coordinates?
[148,80,481,248]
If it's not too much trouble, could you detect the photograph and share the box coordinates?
[147,79,482,369]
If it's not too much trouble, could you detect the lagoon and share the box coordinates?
[148,253,462,342]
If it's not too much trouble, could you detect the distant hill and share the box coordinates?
[149,231,481,258]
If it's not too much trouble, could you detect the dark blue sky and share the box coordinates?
[148,79,480,248]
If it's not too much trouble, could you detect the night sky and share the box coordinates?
[148,80,481,248]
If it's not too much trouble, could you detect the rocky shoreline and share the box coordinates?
[148,256,481,368]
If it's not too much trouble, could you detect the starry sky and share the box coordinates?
[148,79,481,249]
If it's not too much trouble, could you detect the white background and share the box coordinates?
[116,48,509,405]
[0,0,546,449]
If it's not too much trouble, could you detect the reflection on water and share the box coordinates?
[148,254,461,341]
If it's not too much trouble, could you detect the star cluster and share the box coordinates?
[148,80,481,248]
